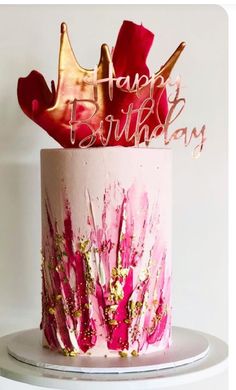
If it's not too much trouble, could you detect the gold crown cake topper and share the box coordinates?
[17,21,206,156]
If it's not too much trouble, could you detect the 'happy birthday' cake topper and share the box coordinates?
[17,20,206,157]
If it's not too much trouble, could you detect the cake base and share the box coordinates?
[0,327,227,389]
[7,327,209,374]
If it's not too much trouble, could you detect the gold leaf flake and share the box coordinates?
[108,319,118,326]
[62,348,69,356]
[48,307,56,315]
[69,350,78,357]
[74,310,82,318]
[119,351,128,358]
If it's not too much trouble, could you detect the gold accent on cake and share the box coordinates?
[131,350,139,357]
[74,309,82,318]
[69,350,78,357]
[78,239,95,294]
[119,351,128,358]
[48,307,56,315]
[108,319,118,326]
[109,254,129,303]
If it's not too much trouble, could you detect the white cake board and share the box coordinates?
[0,326,228,389]
[7,327,208,374]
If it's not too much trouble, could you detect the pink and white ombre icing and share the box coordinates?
[40,147,171,357]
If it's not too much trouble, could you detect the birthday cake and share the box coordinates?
[17,21,185,357]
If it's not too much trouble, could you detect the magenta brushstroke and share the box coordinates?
[41,183,171,355]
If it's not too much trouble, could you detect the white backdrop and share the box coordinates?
[0,4,227,390]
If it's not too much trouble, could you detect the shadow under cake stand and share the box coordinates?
[0,326,228,389]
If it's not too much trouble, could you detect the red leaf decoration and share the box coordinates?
[112,20,154,81]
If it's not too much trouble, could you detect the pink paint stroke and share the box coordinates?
[41,183,171,354]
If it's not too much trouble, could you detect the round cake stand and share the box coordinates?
[0,327,228,390]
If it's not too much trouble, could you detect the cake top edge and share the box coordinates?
[40,147,172,154]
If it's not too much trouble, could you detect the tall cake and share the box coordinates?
[17,20,185,358]
[40,147,171,356]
